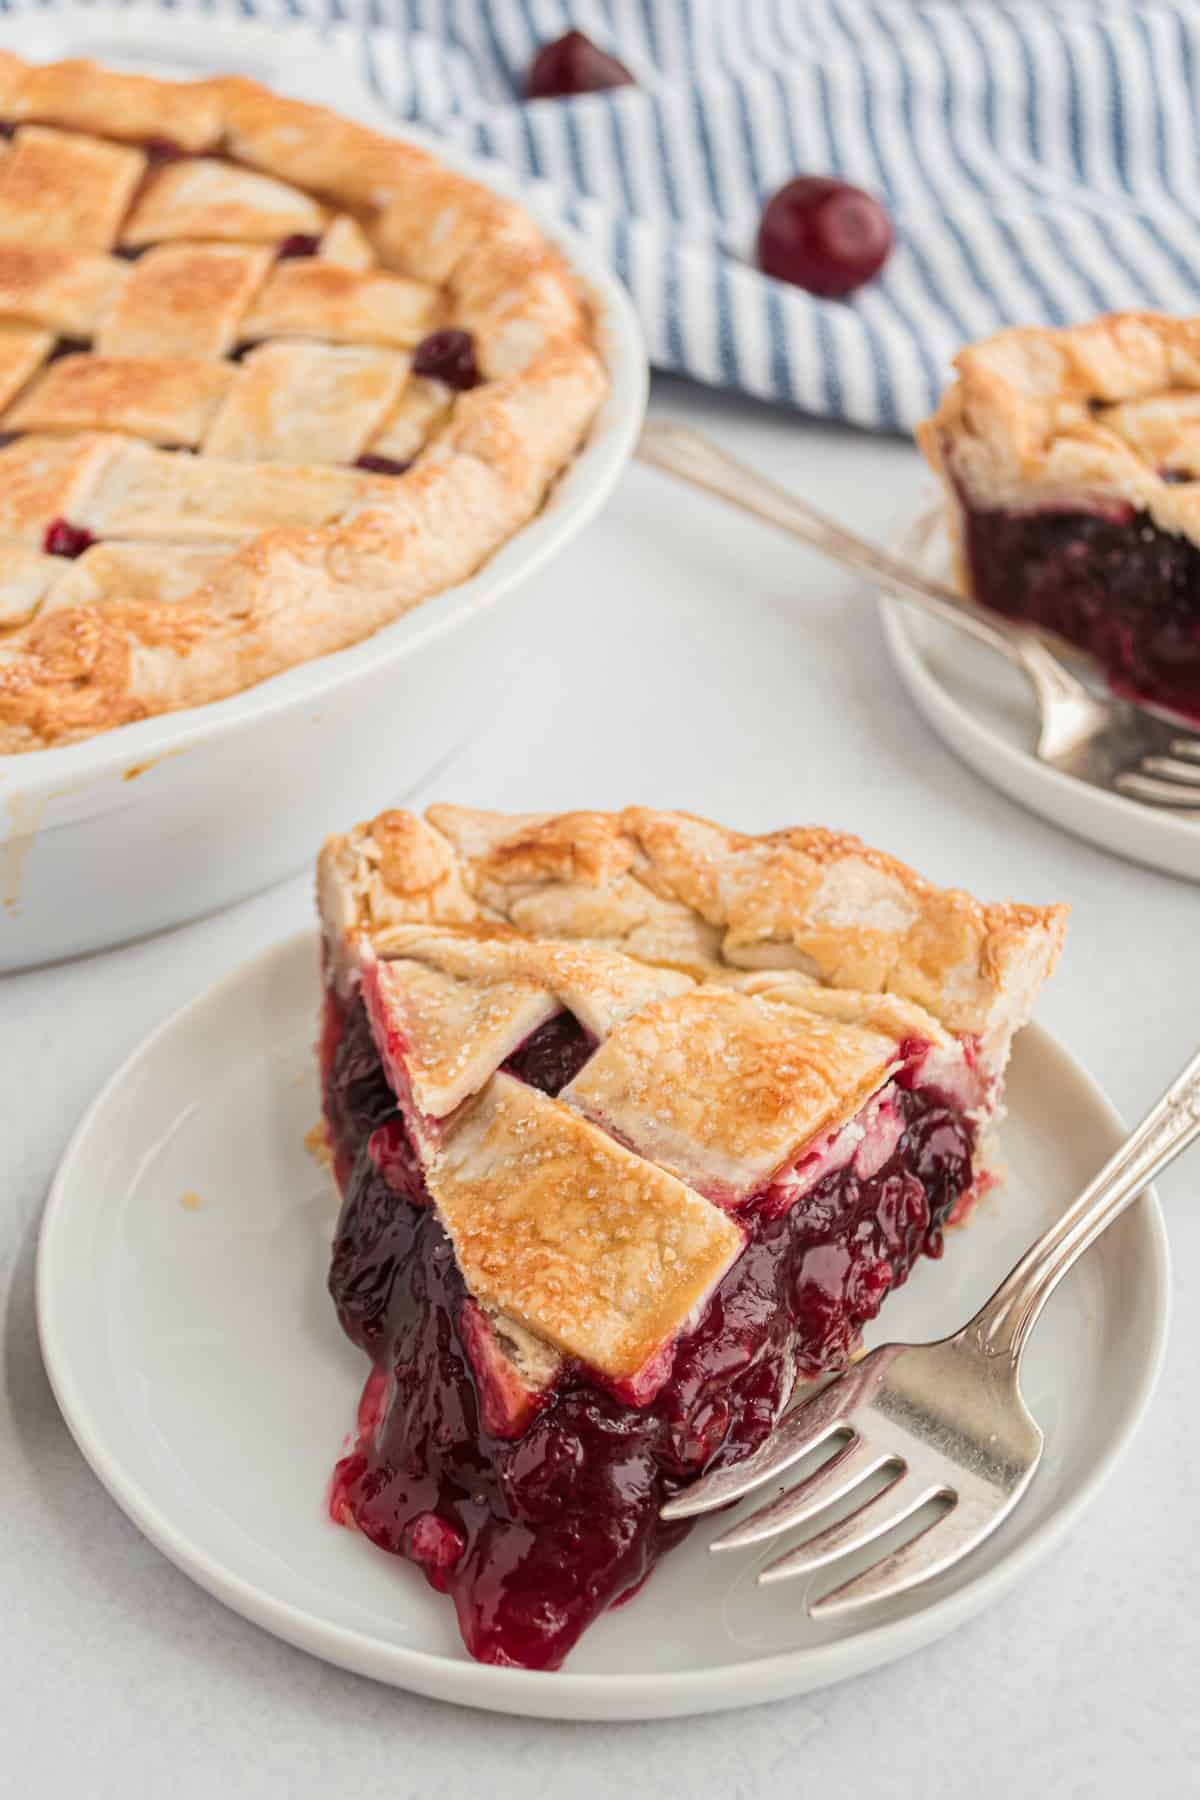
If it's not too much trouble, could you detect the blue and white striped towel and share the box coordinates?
[19,0,1200,432]
[351,0,1200,433]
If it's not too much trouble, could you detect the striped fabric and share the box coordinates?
[15,0,1200,431]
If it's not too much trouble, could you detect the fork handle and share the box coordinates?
[637,419,1117,766]
[969,1045,1200,1364]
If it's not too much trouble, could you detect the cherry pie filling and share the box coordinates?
[962,503,1200,722]
[320,987,981,1671]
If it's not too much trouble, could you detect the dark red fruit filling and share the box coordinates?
[277,232,322,260]
[758,176,893,299]
[501,1010,595,1094]
[411,329,480,391]
[43,518,94,559]
[964,504,1200,722]
[355,454,412,477]
[323,994,975,1670]
[144,136,185,166]
[526,31,635,100]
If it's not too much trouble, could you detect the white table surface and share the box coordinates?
[3,375,1197,1797]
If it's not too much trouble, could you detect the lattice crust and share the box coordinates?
[317,804,1067,1388]
[0,54,606,753]
[428,1073,745,1385]
[917,311,1200,544]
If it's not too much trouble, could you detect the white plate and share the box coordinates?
[880,507,1200,883]
[37,932,1169,1721]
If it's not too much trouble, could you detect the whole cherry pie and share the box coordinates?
[920,312,1200,723]
[0,55,605,753]
[315,803,1066,1670]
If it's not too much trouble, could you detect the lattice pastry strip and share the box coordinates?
[121,157,327,247]
[96,245,273,360]
[427,1072,745,1385]
[0,323,53,410]
[366,375,454,465]
[203,342,410,464]
[6,353,235,446]
[365,954,559,1128]
[0,540,61,627]
[240,262,439,350]
[78,439,374,541]
[561,987,912,1204]
[0,433,118,544]
[37,541,236,614]
[0,126,145,249]
[0,245,125,336]
[318,215,376,272]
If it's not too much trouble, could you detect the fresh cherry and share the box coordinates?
[277,233,322,261]
[757,176,893,299]
[355,454,412,477]
[43,519,94,559]
[411,328,480,391]
[525,30,633,99]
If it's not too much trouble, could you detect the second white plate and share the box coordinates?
[37,932,1170,1720]
[880,508,1200,883]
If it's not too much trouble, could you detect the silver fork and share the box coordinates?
[638,420,1200,814]
[661,1044,1200,1618]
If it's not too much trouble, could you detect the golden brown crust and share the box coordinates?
[428,1073,744,1382]
[319,805,1066,1062]
[918,311,1200,545]
[10,59,225,152]
[317,804,1064,1385]
[0,54,607,754]
[562,987,910,1202]
[7,352,235,444]
[97,245,272,360]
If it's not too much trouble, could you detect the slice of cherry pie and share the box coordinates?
[919,312,1200,723]
[0,55,605,752]
[315,804,1066,1670]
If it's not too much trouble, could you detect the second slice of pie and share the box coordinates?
[315,805,1067,1670]
[919,311,1200,722]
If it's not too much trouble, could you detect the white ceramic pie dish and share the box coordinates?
[0,9,647,972]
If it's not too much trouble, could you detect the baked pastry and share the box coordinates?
[919,313,1200,723]
[315,803,1066,1669]
[0,55,606,753]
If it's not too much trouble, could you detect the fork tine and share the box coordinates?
[808,1496,992,1617]
[710,1436,894,1553]
[1114,769,1200,810]
[1137,755,1200,787]
[758,1472,943,1585]
[659,1378,848,1522]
